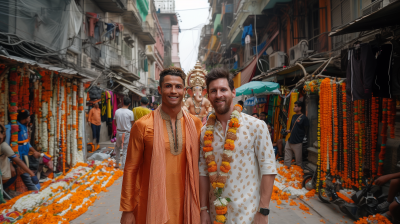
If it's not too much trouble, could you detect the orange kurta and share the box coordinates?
[120,111,202,224]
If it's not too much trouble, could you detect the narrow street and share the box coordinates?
[71,177,354,224]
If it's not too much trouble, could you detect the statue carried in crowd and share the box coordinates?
[183,61,212,125]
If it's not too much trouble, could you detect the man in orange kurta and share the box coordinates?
[120,67,203,224]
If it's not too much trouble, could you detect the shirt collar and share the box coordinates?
[159,107,183,121]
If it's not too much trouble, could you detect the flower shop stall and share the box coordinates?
[0,62,87,174]
[310,78,398,191]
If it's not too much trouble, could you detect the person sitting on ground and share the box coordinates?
[252,113,259,119]
[284,101,309,169]
[132,97,152,122]
[3,110,41,191]
[375,172,400,221]
[266,122,283,158]
[0,123,38,193]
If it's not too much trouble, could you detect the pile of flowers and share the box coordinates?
[303,79,321,95]
[354,214,392,224]
[274,162,308,197]
[0,159,123,223]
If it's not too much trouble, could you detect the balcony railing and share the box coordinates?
[309,32,329,53]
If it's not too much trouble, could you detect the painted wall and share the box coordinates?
[171,25,180,68]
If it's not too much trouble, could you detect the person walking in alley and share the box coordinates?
[120,67,203,224]
[199,68,276,224]
[113,96,134,170]
[132,97,152,122]
[88,102,101,150]
[284,101,309,169]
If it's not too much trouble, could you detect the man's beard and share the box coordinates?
[213,97,233,115]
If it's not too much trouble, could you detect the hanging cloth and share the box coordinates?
[112,93,118,137]
[105,23,115,39]
[241,24,253,46]
[101,91,107,122]
[372,43,393,98]
[86,12,99,37]
[106,91,113,124]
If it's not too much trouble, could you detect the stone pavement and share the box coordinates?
[71,176,355,224]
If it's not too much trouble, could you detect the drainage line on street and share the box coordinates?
[299,198,335,224]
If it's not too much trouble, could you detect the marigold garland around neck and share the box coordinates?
[203,104,242,224]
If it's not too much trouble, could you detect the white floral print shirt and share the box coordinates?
[199,112,277,224]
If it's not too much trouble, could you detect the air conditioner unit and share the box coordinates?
[66,51,77,64]
[82,53,91,69]
[362,0,390,16]
[269,52,286,70]
[289,40,309,65]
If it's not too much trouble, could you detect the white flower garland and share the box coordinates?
[49,73,55,156]
[4,72,8,126]
[38,80,42,151]
[0,73,5,126]
[67,81,71,166]
[71,79,77,166]
[34,81,39,147]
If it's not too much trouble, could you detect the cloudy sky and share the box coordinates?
[175,0,210,72]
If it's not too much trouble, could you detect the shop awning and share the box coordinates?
[239,30,279,85]
[236,81,280,96]
[112,78,145,97]
[0,55,77,74]
[329,0,400,37]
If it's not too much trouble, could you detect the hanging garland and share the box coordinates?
[389,98,396,139]
[78,82,84,151]
[319,78,332,188]
[332,82,338,176]
[71,79,78,166]
[0,67,7,126]
[341,83,349,188]
[316,103,321,192]
[203,104,242,224]
[371,96,379,178]
[378,98,388,176]
[8,67,20,154]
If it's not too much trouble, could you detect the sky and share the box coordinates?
[175,0,210,72]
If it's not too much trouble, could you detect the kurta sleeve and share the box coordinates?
[88,109,93,124]
[254,120,277,175]
[198,126,208,176]
[120,122,145,212]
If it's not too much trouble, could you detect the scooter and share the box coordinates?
[318,175,387,220]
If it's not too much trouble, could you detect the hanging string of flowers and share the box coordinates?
[78,83,84,151]
[0,67,7,126]
[332,82,338,176]
[8,67,20,154]
[319,78,332,188]
[67,80,72,167]
[378,98,388,176]
[388,98,396,139]
[341,83,349,188]
[371,97,379,178]
[316,103,321,193]
[71,79,78,166]
[20,67,30,110]
[203,104,242,224]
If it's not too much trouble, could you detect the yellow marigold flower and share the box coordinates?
[231,118,239,123]
[205,130,213,135]
[209,114,216,119]
[225,139,234,144]
[216,215,227,223]
[208,161,216,166]
[204,140,212,146]
[221,161,230,167]
[227,128,236,134]
[215,182,225,188]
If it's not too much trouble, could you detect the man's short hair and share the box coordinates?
[141,97,149,105]
[17,109,30,122]
[294,100,304,109]
[159,67,186,87]
[238,100,244,106]
[252,113,259,117]
[123,96,131,106]
[205,68,234,92]
[260,112,267,116]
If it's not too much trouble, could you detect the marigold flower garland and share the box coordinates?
[8,67,20,154]
[341,83,349,188]
[203,104,242,224]
[378,98,388,176]
[370,97,379,177]
[332,82,338,176]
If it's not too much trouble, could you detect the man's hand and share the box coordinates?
[10,164,16,177]
[33,151,41,159]
[254,212,268,224]
[374,175,392,186]
[200,210,211,224]
[120,211,135,224]
[285,130,290,133]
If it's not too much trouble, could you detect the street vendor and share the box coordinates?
[4,109,41,190]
